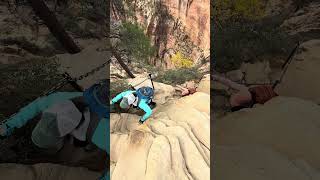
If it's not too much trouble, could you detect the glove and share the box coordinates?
[110,100,113,105]
[138,119,144,124]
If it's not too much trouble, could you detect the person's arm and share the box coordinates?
[138,101,152,122]
[110,90,134,104]
[1,92,82,136]
[212,75,248,91]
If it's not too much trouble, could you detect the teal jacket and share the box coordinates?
[111,90,152,122]
[1,92,108,153]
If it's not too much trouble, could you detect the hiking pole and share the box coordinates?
[149,73,155,90]
[129,73,157,90]
[272,41,301,89]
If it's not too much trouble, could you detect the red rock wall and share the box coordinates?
[111,0,210,69]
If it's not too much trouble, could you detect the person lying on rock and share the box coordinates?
[0,80,109,172]
[110,86,155,124]
[212,75,278,112]
[175,81,197,96]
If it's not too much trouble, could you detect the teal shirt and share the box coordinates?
[111,90,152,122]
[1,92,108,153]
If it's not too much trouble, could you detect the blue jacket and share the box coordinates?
[1,92,108,153]
[111,90,152,122]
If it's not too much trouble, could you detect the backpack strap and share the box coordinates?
[132,92,140,108]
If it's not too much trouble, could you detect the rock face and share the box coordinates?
[281,2,320,40]
[112,0,210,68]
[197,74,210,95]
[240,61,272,84]
[264,0,294,17]
[110,91,210,180]
[0,163,100,180]
[214,96,320,179]
[275,39,320,104]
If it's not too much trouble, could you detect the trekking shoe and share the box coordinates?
[138,120,144,124]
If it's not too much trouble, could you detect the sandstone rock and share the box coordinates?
[215,145,316,180]
[212,81,229,91]
[264,0,294,17]
[281,2,320,38]
[226,69,244,82]
[197,74,210,94]
[0,163,100,180]
[215,96,320,170]
[110,92,210,180]
[241,61,272,84]
[275,39,320,103]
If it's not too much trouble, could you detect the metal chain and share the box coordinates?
[3,59,110,121]
[75,59,111,81]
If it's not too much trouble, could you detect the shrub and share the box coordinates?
[213,18,295,72]
[110,80,131,98]
[171,52,193,68]
[155,67,203,85]
[212,0,296,72]
[119,22,156,64]
[213,0,265,23]
[0,58,61,117]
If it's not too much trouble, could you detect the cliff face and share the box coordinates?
[111,0,210,68]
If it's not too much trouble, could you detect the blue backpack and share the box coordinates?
[135,86,154,105]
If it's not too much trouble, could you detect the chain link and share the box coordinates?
[75,59,111,81]
[3,59,111,120]
[40,59,111,96]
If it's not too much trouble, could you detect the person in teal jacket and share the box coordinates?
[110,87,154,124]
[0,80,110,180]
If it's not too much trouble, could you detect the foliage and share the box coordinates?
[212,0,296,72]
[110,80,131,98]
[0,58,61,117]
[119,22,156,64]
[171,52,193,68]
[213,18,295,72]
[213,0,265,23]
[155,67,203,85]
[77,0,108,22]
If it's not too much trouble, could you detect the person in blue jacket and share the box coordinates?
[0,80,110,180]
[110,86,154,124]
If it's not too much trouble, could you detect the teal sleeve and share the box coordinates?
[91,117,109,154]
[138,100,152,122]
[111,90,135,104]
[4,92,82,133]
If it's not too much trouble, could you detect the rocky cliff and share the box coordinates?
[111,0,210,68]
[214,97,320,180]
[110,76,210,180]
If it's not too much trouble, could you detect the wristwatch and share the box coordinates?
[139,119,144,124]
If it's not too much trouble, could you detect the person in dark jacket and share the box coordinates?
[213,75,278,112]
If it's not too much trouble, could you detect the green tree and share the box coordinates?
[119,22,156,64]
[213,0,265,23]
